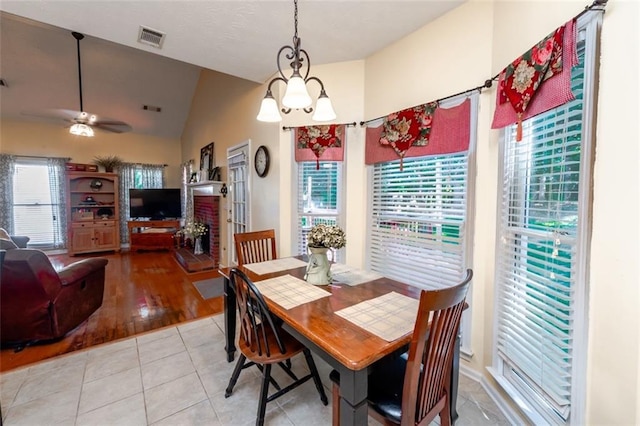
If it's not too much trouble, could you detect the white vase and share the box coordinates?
[305,246,332,285]
[194,236,204,255]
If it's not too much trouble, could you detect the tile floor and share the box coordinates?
[0,314,510,425]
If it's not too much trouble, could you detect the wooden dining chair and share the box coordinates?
[330,269,473,426]
[225,268,328,426]
[234,229,277,266]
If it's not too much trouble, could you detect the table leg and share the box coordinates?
[223,276,236,362]
[338,366,369,426]
[450,331,461,423]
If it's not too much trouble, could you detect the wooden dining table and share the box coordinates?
[219,258,463,426]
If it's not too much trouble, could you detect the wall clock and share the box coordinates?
[254,145,270,178]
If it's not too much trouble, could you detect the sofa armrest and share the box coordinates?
[10,236,30,248]
[57,258,109,286]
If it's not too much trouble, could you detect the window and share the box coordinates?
[118,163,164,243]
[367,95,477,351]
[13,159,66,249]
[296,161,343,260]
[491,15,598,425]
[368,153,471,287]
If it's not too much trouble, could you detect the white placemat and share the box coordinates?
[244,257,308,276]
[330,263,384,286]
[335,291,419,341]
[254,274,331,310]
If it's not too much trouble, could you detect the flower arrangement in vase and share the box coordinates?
[305,224,346,285]
[307,224,346,250]
[177,220,207,254]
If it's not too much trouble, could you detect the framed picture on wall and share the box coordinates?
[200,142,215,171]
[209,166,221,181]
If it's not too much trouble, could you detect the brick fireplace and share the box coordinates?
[193,195,220,265]
[174,181,225,273]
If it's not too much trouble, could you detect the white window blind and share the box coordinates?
[369,153,470,289]
[296,161,343,260]
[13,161,57,247]
[492,17,596,424]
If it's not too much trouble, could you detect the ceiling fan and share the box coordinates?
[23,31,132,136]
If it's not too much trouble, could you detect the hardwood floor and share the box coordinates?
[0,250,224,373]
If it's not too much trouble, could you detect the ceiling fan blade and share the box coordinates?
[21,108,83,122]
[21,32,132,136]
[92,122,132,134]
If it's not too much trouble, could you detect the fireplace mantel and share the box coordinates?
[187,181,226,197]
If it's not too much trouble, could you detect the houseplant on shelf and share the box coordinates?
[304,224,346,285]
[93,155,124,173]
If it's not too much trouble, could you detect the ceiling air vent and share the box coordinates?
[142,105,162,112]
[138,26,165,49]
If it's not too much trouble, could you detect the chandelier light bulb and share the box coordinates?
[282,74,312,109]
[256,93,283,122]
[312,92,337,122]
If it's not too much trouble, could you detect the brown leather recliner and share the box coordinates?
[0,249,108,346]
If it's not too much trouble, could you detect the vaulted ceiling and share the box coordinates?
[0,1,465,139]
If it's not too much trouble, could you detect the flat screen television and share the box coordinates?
[129,188,182,220]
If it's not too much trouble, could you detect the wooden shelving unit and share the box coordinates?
[66,171,120,255]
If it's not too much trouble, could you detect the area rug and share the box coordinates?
[193,277,225,300]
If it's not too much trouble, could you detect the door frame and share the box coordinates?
[226,140,251,266]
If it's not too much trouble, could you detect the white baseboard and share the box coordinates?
[459,364,527,425]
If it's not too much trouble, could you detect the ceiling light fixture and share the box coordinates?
[70,32,94,137]
[257,0,336,123]
[69,123,94,137]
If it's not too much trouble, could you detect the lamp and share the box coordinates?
[257,0,336,123]
[69,123,94,137]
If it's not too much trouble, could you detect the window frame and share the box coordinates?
[294,160,345,262]
[489,13,600,425]
[365,93,478,354]
[12,158,65,249]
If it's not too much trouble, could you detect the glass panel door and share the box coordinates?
[227,142,250,265]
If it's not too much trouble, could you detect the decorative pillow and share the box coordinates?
[0,228,10,240]
[0,228,18,250]
[0,239,17,250]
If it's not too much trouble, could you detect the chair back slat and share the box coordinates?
[230,268,286,357]
[402,269,472,426]
[234,230,277,266]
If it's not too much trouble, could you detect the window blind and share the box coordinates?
[369,153,470,289]
[296,161,342,260]
[13,161,57,246]
[493,22,593,424]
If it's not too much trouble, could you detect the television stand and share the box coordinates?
[128,219,180,252]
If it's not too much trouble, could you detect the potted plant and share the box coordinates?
[305,224,346,285]
[93,155,124,172]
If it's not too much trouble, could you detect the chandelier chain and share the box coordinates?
[294,0,298,40]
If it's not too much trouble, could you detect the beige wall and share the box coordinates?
[277,59,367,264]
[180,68,280,265]
[0,119,183,186]
[181,60,366,266]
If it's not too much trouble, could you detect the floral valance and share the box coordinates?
[295,124,345,169]
[379,102,438,168]
[492,18,577,140]
[366,98,471,165]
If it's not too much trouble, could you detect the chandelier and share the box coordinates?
[256,0,336,123]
